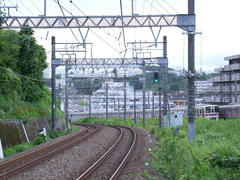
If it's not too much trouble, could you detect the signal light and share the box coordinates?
[153,72,159,83]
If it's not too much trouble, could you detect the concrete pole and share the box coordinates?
[106,83,108,121]
[148,91,150,109]
[51,36,56,130]
[118,97,120,117]
[143,61,146,125]
[188,0,196,141]
[88,95,91,117]
[152,92,155,118]
[134,87,136,122]
[235,80,238,103]
[132,0,134,15]
[44,0,47,16]
[65,65,71,133]
[158,87,162,128]
[113,98,116,110]
[124,75,127,121]
[163,36,168,127]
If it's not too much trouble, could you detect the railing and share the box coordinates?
[224,64,240,71]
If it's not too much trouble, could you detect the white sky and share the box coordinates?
[2,0,240,73]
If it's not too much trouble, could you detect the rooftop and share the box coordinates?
[224,54,240,61]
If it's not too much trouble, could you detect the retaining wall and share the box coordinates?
[0,118,65,149]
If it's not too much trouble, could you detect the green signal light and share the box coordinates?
[153,72,159,83]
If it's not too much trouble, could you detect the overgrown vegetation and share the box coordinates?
[76,117,240,179]
[3,124,80,157]
[0,27,63,121]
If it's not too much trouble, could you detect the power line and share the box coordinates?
[119,0,127,49]
[19,0,34,15]
[30,0,42,15]
[55,0,80,43]
[52,0,120,54]
[160,0,179,13]
[71,1,121,54]
[0,66,45,82]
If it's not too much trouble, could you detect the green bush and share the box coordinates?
[49,130,67,139]
[32,134,47,146]
[207,145,240,169]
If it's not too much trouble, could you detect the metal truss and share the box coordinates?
[52,57,165,68]
[1,14,195,31]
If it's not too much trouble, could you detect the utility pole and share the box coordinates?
[106,83,108,121]
[158,87,162,128]
[44,0,47,16]
[51,36,56,130]
[124,74,127,121]
[152,92,155,118]
[113,98,116,111]
[134,87,136,122]
[131,0,134,15]
[88,94,91,117]
[65,64,71,132]
[163,36,168,127]
[188,0,196,141]
[118,97,120,117]
[148,91,150,109]
[143,61,146,125]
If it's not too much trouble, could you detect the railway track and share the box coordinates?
[0,124,99,179]
[76,125,137,180]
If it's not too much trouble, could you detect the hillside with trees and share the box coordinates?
[0,27,62,121]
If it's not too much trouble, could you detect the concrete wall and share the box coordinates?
[0,118,65,149]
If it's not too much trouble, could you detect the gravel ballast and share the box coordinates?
[4,125,161,180]
[8,126,119,180]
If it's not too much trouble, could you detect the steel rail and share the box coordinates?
[0,124,90,169]
[0,124,99,179]
[76,125,137,180]
[76,126,123,180]
[110,126,137,180]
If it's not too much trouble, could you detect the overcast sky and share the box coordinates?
[2,0,240,73]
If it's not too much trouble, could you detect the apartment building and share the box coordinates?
[204,54,240,105]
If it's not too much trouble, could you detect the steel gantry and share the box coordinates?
[1,14,195,31]
[0,0,196,140]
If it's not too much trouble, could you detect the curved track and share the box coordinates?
[76,125,137,180]
[0,124,99,179]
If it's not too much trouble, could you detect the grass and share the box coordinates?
[3,124,80,158]
[76,116,240,180]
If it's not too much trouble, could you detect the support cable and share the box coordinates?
[30,0,42,15]
[70,1,121,54]
[19,0,34,15]
[0,66,45,82]
[56,0,80,43]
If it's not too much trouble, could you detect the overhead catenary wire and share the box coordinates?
[119,0,127,50]
[56,0,81,44]
[18,0,34,15]
[70,1,121,54]
[52,0,121,54]
[30,0,42,15]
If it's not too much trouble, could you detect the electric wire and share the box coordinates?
[70,1,121,54]
[154,0,171,14]
[52,0,120,54]
[56,0,81,44]
[0,66,45,82]
[30,0,42,15]
[18,0,34,15]
[119,0,127,50]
